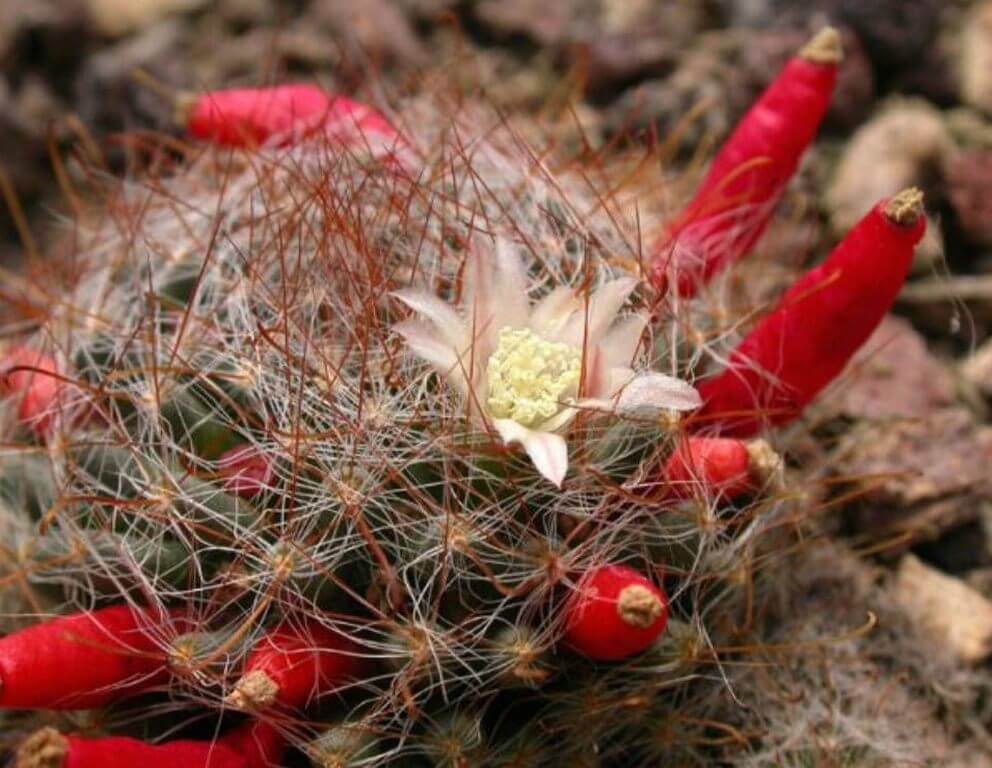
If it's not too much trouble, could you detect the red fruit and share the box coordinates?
[0,605,188,710]
[694,189,926,436]
[227,620,366,711]
[1,347,61,435]
[652,28,841,296]
[218,445,274,499]
[15,728,246,768]
[183,85,401,149]
[562,565,668,661]
[221,721,286,768]
[665,436,753,501]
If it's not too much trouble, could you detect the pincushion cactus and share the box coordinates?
[0,27,928,767]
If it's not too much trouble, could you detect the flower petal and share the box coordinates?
[394,319,468,394]
[555,277,639,347]
[392,289,468,350]
[615,372,702,418]
[597,313,649,371]
[492,418,569,488]
[492,239,530,331]
[530,286,580,337]
[462,246,501,357]
[535,405,578,434]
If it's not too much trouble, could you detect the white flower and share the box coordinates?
[393,241,701,487]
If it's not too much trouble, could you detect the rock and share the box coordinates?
[312,0,427,70]
[605,25,872,146]
[836,409,992,544]
[830,315,956,421]
[828,0,944,72]
[395,0,459,16]
[0,74,70,251]
[960,1,992,114]
[719,0,944,71]
[823,27,876,130]
[825,98,952,236]
[215,0,275,26]
[946,107,992,151]
[194,23,341,81]
[576,1,706,96]
[892,554,992,664]
[474,0,575,47]
[897,275,992,340]
[913,517,991,574]
[86,0,207,38]
[961,337,992,400]
[75,20,186,137]
[475,0,705,95]
[605,33,740,149]
[841,409,992,506]
[945,150,992,246]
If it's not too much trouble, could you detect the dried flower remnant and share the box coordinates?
[393,242,700,486]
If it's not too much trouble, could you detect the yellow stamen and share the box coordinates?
[486,327,580,427]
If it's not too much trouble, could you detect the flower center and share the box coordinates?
[486,327,581,428]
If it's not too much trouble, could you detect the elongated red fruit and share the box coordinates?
[652,28,841,296]
[227,620,366,711]
[221,721,286,768]
[1,347,61,435]
[0,605,187,710]
[694,188,926,436]
[15,728,246,768]
[562,565,668,661]
[183,84,401,149]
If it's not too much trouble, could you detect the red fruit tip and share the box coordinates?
[16,728,68,768]
[745,439,785,492]
[226,669,279,710]
[883,187,925,227]
[799,27,843,64]
[617,585,664,629]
